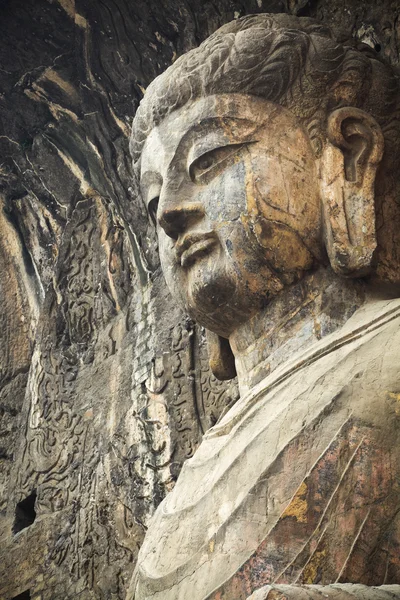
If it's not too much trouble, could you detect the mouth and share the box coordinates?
[176,232,217,268]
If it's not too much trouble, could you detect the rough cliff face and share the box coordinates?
[0,1,399,599]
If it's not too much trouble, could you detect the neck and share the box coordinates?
[229,267,366,396]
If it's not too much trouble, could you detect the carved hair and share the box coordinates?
[131,14,400,379]
[130,13,399,165]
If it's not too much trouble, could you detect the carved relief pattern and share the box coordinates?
[3,2,399,600]
[168,322,202,462]
[10,195,138,596]
[195,326,239,432]
[7,186,233,598]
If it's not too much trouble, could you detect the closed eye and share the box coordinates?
[147,196,159,226]
[189,143,249,184]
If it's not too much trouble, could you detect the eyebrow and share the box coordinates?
[140,116,260,189]
[171,116,260,169]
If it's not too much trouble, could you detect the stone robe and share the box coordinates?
[129,299,400,600]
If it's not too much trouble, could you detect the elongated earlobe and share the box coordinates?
[320,107,384,277]
[206,330,236,381]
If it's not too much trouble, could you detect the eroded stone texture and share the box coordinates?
[1,2,400,600]
[248,585,400,599]
[0,1,240,598]
[129,12,400,600]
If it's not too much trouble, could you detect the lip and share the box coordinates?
[176,232,217,267]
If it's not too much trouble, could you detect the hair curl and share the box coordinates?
[130,13,399,166]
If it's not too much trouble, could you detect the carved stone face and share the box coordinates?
[140,94,322,337]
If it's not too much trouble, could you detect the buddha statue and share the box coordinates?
[127,14,400,600]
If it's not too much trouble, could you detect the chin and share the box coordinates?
[190,266,235,306]
[184,265,246,335]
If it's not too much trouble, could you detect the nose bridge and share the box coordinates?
[158,174,204,238]
[159,172,184,213]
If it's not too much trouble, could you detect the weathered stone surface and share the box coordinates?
[129,11,400,600]
[1,2,400,600]
[0,1,240,598]
[248,585,400,599]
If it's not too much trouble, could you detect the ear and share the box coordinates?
[206,330,236,381]
[320,107,384,277]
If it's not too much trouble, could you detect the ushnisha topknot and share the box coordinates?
[130,13,399,167]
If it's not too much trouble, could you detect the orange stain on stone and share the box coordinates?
[281,481,308,524]
[302,549,327,584]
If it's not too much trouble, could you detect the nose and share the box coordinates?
[158,193,205,240]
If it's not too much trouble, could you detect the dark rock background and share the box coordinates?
[0,0,398,598]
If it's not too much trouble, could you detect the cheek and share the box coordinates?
[248,151,321,239]
[158,233,173,265]
[158,236,184,292]
[199,162,248,222]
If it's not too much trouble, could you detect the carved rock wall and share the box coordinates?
[0,0,399,599]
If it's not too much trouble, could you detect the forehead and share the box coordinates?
[139,94,295,177]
